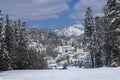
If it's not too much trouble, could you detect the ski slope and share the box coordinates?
[0,67,120,80]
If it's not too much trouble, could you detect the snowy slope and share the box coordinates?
[0,67,120,80]
[52,24,84,37]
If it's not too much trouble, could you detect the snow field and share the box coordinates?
[0,67,120,80]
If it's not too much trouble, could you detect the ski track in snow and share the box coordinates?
[0,67,120,80]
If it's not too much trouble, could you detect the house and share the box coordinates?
[57,45,75,54]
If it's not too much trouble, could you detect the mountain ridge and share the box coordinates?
[51,24,84,38]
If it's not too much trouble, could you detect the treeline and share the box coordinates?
[0,10,47,71]
[83,0,120,68]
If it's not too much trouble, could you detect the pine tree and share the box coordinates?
[104,0,120,66]
[94,17,106,67]
[84,7,95,68]
[10,19,21,69]
[10,21,19,69]
[4,15,16,69]
[0,11,10,71]
[17,21,30,69]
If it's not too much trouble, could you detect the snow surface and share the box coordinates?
[0,67,120,80]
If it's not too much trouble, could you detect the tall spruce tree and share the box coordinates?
[104,0,120,66]
[84,7,95,68]
[0,11,10,71]
[4,15,17,69]
[10,21,18,69]
[17,21,30,69]
[94,17,106,67]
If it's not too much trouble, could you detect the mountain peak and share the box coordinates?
[52,24,84,37]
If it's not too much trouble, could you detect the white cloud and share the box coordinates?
[71,0,107,23]
[0,0,71,20]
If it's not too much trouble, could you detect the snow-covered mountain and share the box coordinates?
[52,24,84,37]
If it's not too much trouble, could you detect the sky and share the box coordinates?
[0,0,107,29]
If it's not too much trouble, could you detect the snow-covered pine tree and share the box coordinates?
[10,19,22,69]
[4,15,12,51]
[91,16,98,68]
[10,21,19,69]
[104,0,120,66]
[84,7,95,68]
[17,21,30,69]
[4,15,17,69]
[0,11,11,71]
[103,4,111,66]
[94,17,106,67]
